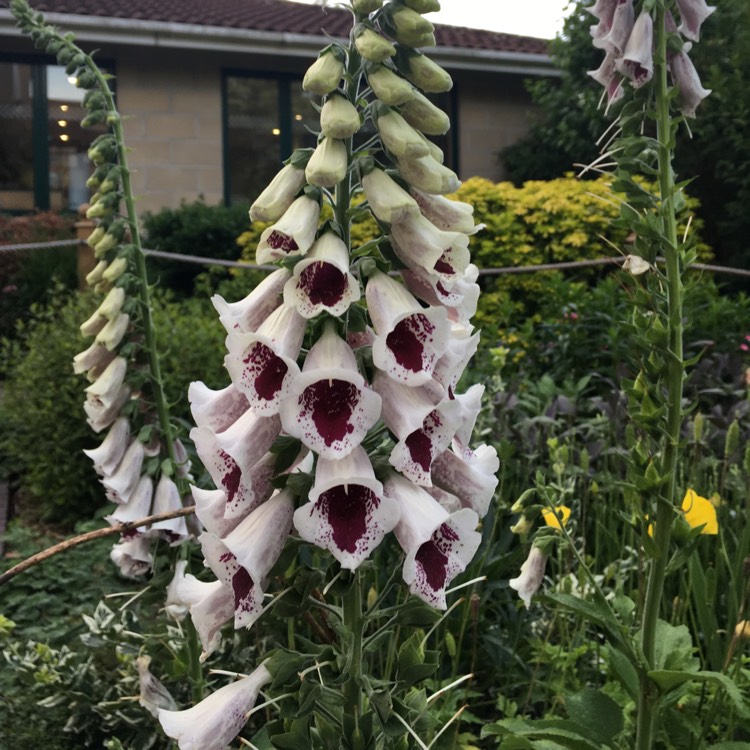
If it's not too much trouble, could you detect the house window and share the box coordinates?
[223,72,317,206]
[0,60,109,213]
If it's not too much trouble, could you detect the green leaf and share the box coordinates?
[542,593,629,652]
[647,670,750,719]
[651,620,698,672]
[606,644,639,700]
[564,689,623,745]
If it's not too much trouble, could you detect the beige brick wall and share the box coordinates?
[117,48,224,214]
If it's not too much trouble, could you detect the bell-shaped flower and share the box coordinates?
[387,473,481,609]
[588,50,624,104]
[320,94,361,139]
[84,356,127,411]
[175,573,234,659]
[376,109,431,159]
[137,655,177,718]
[451,383,485,451]
[305,136,348,188]
[83,380,131,433]
[587,0,618,40]
[410,188,482,234]
[669,49,711,117]
[102,438,145,504]
[105,475,153,525]
[97,286,126,320]
[303,48,345,95]
[361,167,420,224]
[615,10,653,88]
[84,416,130,476]
[592,0,634,56]
[430,321,481,394]
[294,447,399,569]
[389,6,435,47]
[675,0,715,42]
[95,312,129,352]
[192,486,240,538]
[401,263,480,325]
[509,546,548,608]
[110,534,153,577]
[431,443,499,518]
[390,212,470,284]
[366,271,449,386]
[399,91,450,135]
[402,51,453,93]
[189,382,250,433]
[395,154,460,194]
[150,474,189,544]
[214,408,282,476]
[165,560,190,622]
[366,64,415,105]
[354,26,397,62]
[80,307,108,337]
[256,196,320,265]
[73,340,116,376]
[224,304,305,416]
[374,371,461,485]
[280,322,381,459]
[211,268,290,335]
[249,164,306,223]
[158,664,272,750]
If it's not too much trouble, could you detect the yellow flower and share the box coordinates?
[541,505,571,531]
[681,489,718,535]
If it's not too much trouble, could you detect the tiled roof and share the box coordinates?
[1,0,549,55]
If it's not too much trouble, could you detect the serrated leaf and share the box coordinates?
[647,670,750,718]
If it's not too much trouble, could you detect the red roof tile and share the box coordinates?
[1,0,549,55]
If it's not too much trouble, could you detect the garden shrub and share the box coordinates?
[0,285,228,527]
[142,199,251,294]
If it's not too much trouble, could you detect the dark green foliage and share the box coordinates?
[142,199,252,294]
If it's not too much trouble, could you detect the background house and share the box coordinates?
[0,0,554,214]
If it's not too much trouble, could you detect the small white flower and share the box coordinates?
[249,164,306,223]
[366,64,415,105]
[83,416,130,475]
[395,154,461,195]
[256,196,320,265]
[622,254,651,275]
[320,94,361,139]
[509,546,548,608]
[305,136,348,188]
[361,167,420,224]
[377,109,431,159]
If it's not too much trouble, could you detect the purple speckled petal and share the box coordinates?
[188,382,249,434]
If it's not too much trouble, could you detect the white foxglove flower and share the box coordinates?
[211,268,290,335]
[361,167,420,224]
[401,263,480,324]
[294,447,399,569]
[303,49,345,95]
[110,534,153,577]
[283,232,361,318]
[588,50,624,104]
[73,340,116,375]
[410,189,482,234]
[224,304,305,416]
[592,0,634,56]
[431,443,500,518]
[280,323,381,459]
[305,137,348,188]
[84,356,127,410]
[430,321,481,394]
[188,382,249,433]
[256,196,320,264]
[158,664,272,750]
[377,109,431,159]
[102,439,145,504]
[95,312,129,351]
[366,271,449,386]
[615,10,653,88]
[366,65,415,105]
[84,416,130,475]
[85,259,108,286]
[509,546,548,608]
[395,154,460,194]
[669,49,711,117]
[213,409,282,476]
[83,382,131,433]
[80,307,108,337]
[175,573,234,659]
[151,474,189,544]
[390,212,470,284]
[387,473,481,609]
[97,286,126,320]
[165,560,190,622]
[249,164,306,223]
[373,371,461,485]
[105,475,153,525]
[399,91,450,135]
[675,0,715,42]
[137,655,177,717]
[320,94,361,138]
[452,383,485,451]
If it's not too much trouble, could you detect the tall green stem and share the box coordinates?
[636,8,684,749]
[342,571,364,744]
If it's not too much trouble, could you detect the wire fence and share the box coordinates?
[3,237,750,279]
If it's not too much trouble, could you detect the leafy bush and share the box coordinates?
[142,199,251,294]
[0,286,228,526]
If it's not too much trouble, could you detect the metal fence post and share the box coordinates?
[73,203,95,291]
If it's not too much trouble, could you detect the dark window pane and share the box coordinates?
[290,87,318,153]
[0,62,34,211]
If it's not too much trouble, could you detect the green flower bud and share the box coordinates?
[354,26,396,62]
[389,6,435,47]
[376,109,430,158]
[396,153,460,193]
[85,260,108,286]
[352,0,383,12]
[303,48,345,96]
[75,70,97,89]
[366,64,415,105]
[725,419,740,462]
[400,90,450,135]
[403,50,453,93]
[83,89,107,111]
[320,94,361,138]
[404,0,441,12]
[693,412,704,443]
[81,109,108,127]
[305,136,348,188]
[102,256,128,283]
[86,164,108,190]
[86,225,106,248]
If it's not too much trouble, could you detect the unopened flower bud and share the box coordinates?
[102,256,128,282]
[352,0,383,12]
[305,137,348,188]
[401,50,453,92]
[249,163,306,223]
[377,109,430,158]
[366,65,415,105]
[734,620,750,641]
[354,26,396,62]
[303,48,345,96]
[510,514,533,536]
[97,286,126,320]
[399,90,450,135]
[389,6,435,47]
[320,94,361,138]
[86,225,106,248]
[85,260,108,286]
[404,0,441,12]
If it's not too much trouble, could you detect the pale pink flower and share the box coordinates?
[188,382,249,434]
[675,0,716,42]
[175,572,234,659]
[102,439,145,504]
[431,443,500,518]
[669,49,711,117]
[150,474,190,544]
[615,10,653,88]
[83,416,130,475]
[110,534,153,577]
[105,475,153,525]
[592,0,634,56]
